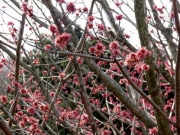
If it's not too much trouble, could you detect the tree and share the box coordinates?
[0,0,179,134]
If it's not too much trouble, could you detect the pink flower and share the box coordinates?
[67,110,78,119]
[102,107,107,112]
[95,42,106,51]
[28,76,33,82]
[19,121,25,128]
[21,2,28,13]
[142,64,150,71]
[125,47,151,66]
[137,47,151,60]
[21,2,33,17]
[17,111,24,117]
[12,80,19,87]
[97,24,104,31]
[50,92,55,97]
[83,7,88,13]
[27,107,36,114]
[87,23,93,29]
[44,44,52,50]
[153,5,157,10]
[76,13,79,17]
[125,53,138,65]
[149,127,158,134]
[7,85,13,93]
[39,105,49,112]
[124,33,130,38]
[109,41,121,57]
[146,15,152,20]
[0,95,8,104]
[79,119,87,127]
[113,104,121,113]
[119,79,128,85]
[116,14,123,20]
[109,41,119,50]
[20,88,27,94]
[7,21,14,26]
[1,59,6,63]
[112,50,121,57]
[115,2,123,7]
[78,8,82,12]
[55,33,71,49]
[79,113,89,126]
[102,130,112,135]
[59,72,66,79]
[88,16,94,22]
[43,114,48,121]
[77,57,83,65]
[150,29,154,33]
[49,25,57,34]
[89,46,95,54]
[51,66,55,70]
[29,123,38,131]
[0,63,4,69]
[157,7,164,14]
[93,42,106,57]
[42,70,48,75]
[170,11,174,18]
[27,5,33,17]
[33,102,38,108]
[33,58,40,65]
[66,2,76,13]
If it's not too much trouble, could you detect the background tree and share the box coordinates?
[0,0,179,134]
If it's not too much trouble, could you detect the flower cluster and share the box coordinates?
[79,113,89,126]
[114,2,123,7]
[21,2,33,17]
[55,33,71,49]
[153,5,164,14]
[44,44,52,50]
[60,108,79,121]
[109,63,121,73]
[89,42,106,57]
[87,16,94,29]
[109,41,120,56]
[83,7,88,13]
[90,84,105,94]
[134,63,150,72]
[149,127,158,135]
[125,47,151,66]
[164,61,175,76]
[49,25,58,36]
[66,2,76,13]
[88,16,94,22]
[97,24,105,31]
[101,130,112,135]
[77,57,83,65]
[0,95,8,104]
[33,58,40,65]
[116,14,123,20]
[119,78,128,85]
[58,72,66,79]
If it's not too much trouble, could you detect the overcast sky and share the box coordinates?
[0,0,172,50]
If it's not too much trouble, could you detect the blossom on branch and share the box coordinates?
[55,33,71,49]
[66,2,76,13]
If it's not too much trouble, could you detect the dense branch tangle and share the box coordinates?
[0,0,178,134]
